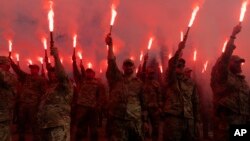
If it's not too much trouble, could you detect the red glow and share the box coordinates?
[139,51,143,61]
[100,69,103,73]
[147,37,154,50]
[77,52,82,60]
[188,6,199,27]
[130,56,135,60]
[180,31,184,41]
[42,38,47,50]
[193,50,197,61]
[48,1,54,32]
[110,4,117,26]
[38,57,43,64]
[16,54,19,62]
[202,60,209,73]
[87,62,93,68]
[240,0,248,22]
[8,40,12,52]
[159,65,163,73]
[73,34,77,48]
[168,53,172,59]
[60,58,63,63]
[28,59,33,65]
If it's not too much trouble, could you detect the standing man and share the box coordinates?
[105,34,148,141]
[38,46,73,141]
[72,52,106,141]
[211,25,250,141]
[0,56,17,141]
[10,57,46,141]
[162,41,200,141]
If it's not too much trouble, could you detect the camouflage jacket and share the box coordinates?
[211,42,250,116]
[0,69,17,122]
[163,50,200,121]
[106,58,145,120]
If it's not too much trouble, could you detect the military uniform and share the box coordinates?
[38,56,73,141]
[162,51,200,141]
[11,62,46,141]
[211,42,250,141]
[106,57,146,141]
[0,57,17,141]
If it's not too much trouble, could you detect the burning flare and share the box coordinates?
[8,40,12,52]
[77,52,82,60]
[222,39,228,53]
[88,62,93,68]
[202,61,209,73]
[60,58,63,63]
[48,1,54,32]
[43,38,47,50]
[180,31,184,41]
[28,59,33,65]
[193,50,197,62]
[147,37,154,50]
[188,6,200,27]
[139,51,143,62]
[16,54,19,62]
[110,4,117,26]
[240,0,248,22]
[159,65,163,73]
[73,34,77,48]
[38,57,43,64]
[168,53,172,60]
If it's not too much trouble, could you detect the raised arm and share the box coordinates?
[10,58,27,80]
[105,34,122,88]
[72,51,81,84]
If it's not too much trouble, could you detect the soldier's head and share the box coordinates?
[85,68,95,79]
[184,67,192,78]
[176,58,185,74]
[29,64,40,75]
[0,56,10,71]
[122,58,135,76]
[229,55,245,74]
[146,67,155,80]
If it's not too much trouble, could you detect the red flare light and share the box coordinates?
[222,39,228,53]
[48,1,54,32]
[193,50,197,62]
[188,6,200,27]
[110,4,117,26]
[87,62,93,68]
[38,57,43,64]
[16,54,19,62]
[139,51,143,61]
[100,69,103,73]
[147,37,154,50]
[77,52,82,60]
[28,59,33,65]
[240,0,248,22]
[168,53,172,59]
[42,38,47,50]
[130,56,135,60]
[202,61,209,73]
[60,58,63,63]
[180,31,184,41]
[159,65,163,73]
[73,34,77,48]
[8,40,12,52]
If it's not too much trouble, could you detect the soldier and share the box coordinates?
[211,25,250,141]
[105,34,149,141]
[10,57,46,141]
[138,54,162,141]
[72,51,106,141]
[162,41,200,141]
[0,56,17,141]
[37,46,73,141]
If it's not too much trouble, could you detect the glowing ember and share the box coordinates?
[38,57,43,64]
[110,4,117,26]
[77,52,82,60]
[139,51,143,61]
[73,34,77,48]
[240,0,248,22]
[16,54,19,62]
[48,1,54,32]
[188,6,200,27]
[180,31,184,41]
[28,59,33,65]
[87,62,93,68]
[8,40,12,52]
[222,39,228,53]
[147,37,154,50]
[193,50,197,61]
[159,65,163,73]
[42,38,47,50]
[168,53,172,59]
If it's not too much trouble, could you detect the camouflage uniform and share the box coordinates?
[162,49,200,141]
[73,60,106,141]
[38,54,73,141]
[11,62,46,141]
[0,57,17,141]
[211,40,250,141]
[106,57,146,141]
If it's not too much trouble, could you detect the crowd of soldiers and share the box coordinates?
[0,24,249,141]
